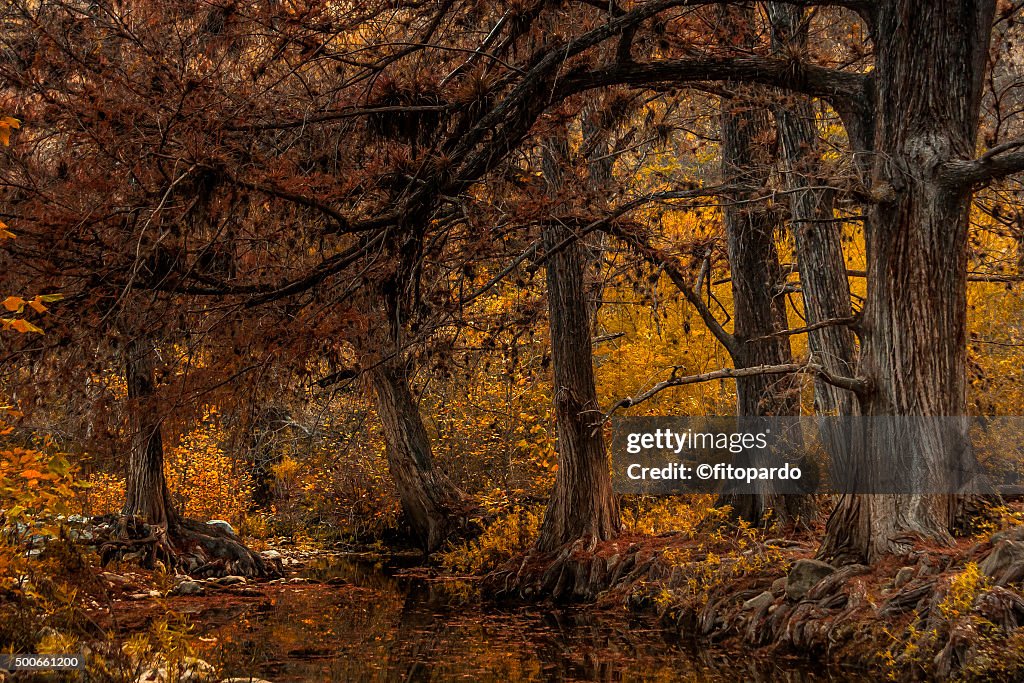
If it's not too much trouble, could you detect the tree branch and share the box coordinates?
[602,221,741,358]
[746,316,858,343]
[943,139,1024,187]
[561,57,869,111]
[604,361,869,420]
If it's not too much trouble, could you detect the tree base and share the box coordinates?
[485,537,638,602]
[97,515,280,578]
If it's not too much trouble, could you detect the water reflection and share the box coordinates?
[192,556,859,682]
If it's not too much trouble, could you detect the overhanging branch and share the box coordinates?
[561,57,869,111]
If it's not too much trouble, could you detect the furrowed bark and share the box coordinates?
[714,4,813,526]
[369,353,472,553]
[535,134,621,553]
[768,4,861,547]
[123,336,178,528]
[820,0,997,563]
[536,219,622,552]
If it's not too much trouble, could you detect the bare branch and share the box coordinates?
[746,316,858,343]
[604,361,869,420]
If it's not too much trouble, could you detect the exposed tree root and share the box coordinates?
[97,515,280,578]
[485,537,641,603]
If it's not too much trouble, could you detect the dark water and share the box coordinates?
[186,556,860,682]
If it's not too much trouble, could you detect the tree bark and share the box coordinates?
[820,0,997,563]
[768,4,858,419]
[768,4,861,550]
[715,4,812,526]
[536,219,621,552]
[535,131,621,553]
[123,336,178,528]
[369,353,471,553]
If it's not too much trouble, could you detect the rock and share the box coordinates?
[128,592,155,601]
[288,577,310,584]
[220,679,274,683]
[785,559,835,601]
[179,657,216,683]
[135,667,167,682]
[980,540,1024,584]
[206,519,237,537]
[918,555,945,578]
[743,590,774,613]
[174,580,205,596]
[102,572,131,585]
[894,566,915,588]
[771,577,787,595]
[135,657,215,683]
[214,575,247,586]
[260,550,281,560]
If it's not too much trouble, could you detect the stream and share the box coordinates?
[155,555,862,682]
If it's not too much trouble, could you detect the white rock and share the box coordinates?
[174,580,204,596]
[206,520,237,537]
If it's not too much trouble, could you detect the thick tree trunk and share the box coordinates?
[714,5,811,526]
[123,336,177,528]
[536,220,621,552]
[114,336,273,577]
[820,0,996,563]
[369,354,471,552]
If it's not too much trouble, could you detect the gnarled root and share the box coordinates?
[97,515,280,578]
[485,538,639,603]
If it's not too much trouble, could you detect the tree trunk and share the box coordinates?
[370,354,471,552]
[820,0,996,563]
[768,4,858,419]
[536,220,621,552]
[768,4,861,549]
[123,336,177,528]
[535,131,621,553]
[715,4,811,526]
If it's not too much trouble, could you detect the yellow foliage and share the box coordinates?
[437,505,543,574]
[939,562,988,621]
[85,406,253,525]
[166,407,252,523]
[0,406,85,591]
[83,471,126,516]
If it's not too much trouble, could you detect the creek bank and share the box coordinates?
[485,523,1024,681]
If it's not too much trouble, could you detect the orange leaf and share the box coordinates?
[2,296,24,312]
[10,319,43,334]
